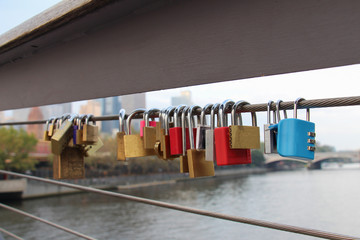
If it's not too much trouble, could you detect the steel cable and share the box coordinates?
[0,227,24,240]
[0,202,97,240]
[0,170,358,240]
[0,96,360,126]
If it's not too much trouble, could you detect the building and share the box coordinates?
[100,96,122,134]
[171,90,193,106]
[27,107,44,139]
[79,100,102,130]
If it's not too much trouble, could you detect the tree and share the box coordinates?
[0,127,38,172]
[251,149,266,167]
[315,142,336,152]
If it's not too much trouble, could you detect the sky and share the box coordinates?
[1,1,360,151]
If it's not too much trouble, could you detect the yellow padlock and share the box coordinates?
[124,109,155,158]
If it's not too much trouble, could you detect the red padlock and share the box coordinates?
[169,105,197,155]
[140,119,157,137]
[214,100,251,165]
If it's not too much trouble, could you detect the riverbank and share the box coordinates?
[21,167,266,199]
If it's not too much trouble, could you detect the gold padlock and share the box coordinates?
[143,108,160,149]
[117,109,126,161]
[186,105,215,178]
[53,145,85,180]
[75,115,86,145]
[229,101,260,149]
[48,117,60,137]
[82,114,99,144]
[43,117,54,141]
[124,109,155,158]
[51,114,77,155]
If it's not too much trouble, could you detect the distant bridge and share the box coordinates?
[264,151,360,169]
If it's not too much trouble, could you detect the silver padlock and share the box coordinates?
[264,100,278,154]
[205,103,220,161]
[196,104,213,150]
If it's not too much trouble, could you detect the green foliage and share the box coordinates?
[0,127,38,172]
[251,149,265,167]
[316,142,336,152]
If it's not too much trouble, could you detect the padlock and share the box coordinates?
[161,106,176,160]
[140,115,157,137]
[117,109,127,160]
[179,106,190,173]
[53,145,85,179]
[143,108,160,149]
[269,98,316,160]
[229,101,260,149]
[82,114,99,143]
[196,104,212,150]
[124,109,155,158]
[264,100,278,154]
[205,103,220,161]
[49,117,61,136]
[187,105,215,178]
[51,114,78,155]
[43,117,55,141]
[214,100,251,165]
[74,115,85,145]
[169,105,197,155]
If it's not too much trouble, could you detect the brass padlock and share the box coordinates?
[48,117,60,137]
[82,114,99,144]
[143,108,160,149]
[43,117,55,141]
[117,109,126,161]
[180,106,190,173]
[124,109,155,158]
[75,115,86,145]
[186,105,215,178]
[51,114,77,155]
[229,101,260,149]
[53,145,85,179]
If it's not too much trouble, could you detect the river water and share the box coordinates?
[1,166,360,240]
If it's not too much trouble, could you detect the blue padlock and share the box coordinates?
[269,98,316,160]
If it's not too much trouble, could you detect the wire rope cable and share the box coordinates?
[0,201,96,240]
[0,227,24,240]
[0,96,360,126]
[0,170,357,240]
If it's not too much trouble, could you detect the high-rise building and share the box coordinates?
[101,96,122,134]
[40,102,72,120]
[171,90,193,106]
[27,107,44,139]
[79,100,102,130]
[121,93,146,133]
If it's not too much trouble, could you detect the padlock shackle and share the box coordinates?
[219,99,235,127]
[181,106,190,156]
[294,97,310,121]
[267,100,274,124]
[276,100,288,122]
[85,114,96,125]
[187,105,202,149]
[118,109,126,133]
[174,105,187,127]
[231,100,248,126]
[45,117,55,131]
[210,103,220,130]
[126,108,146,135]
[144,108,160,127]
[164,106,175,134]
[200,103,213,126]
